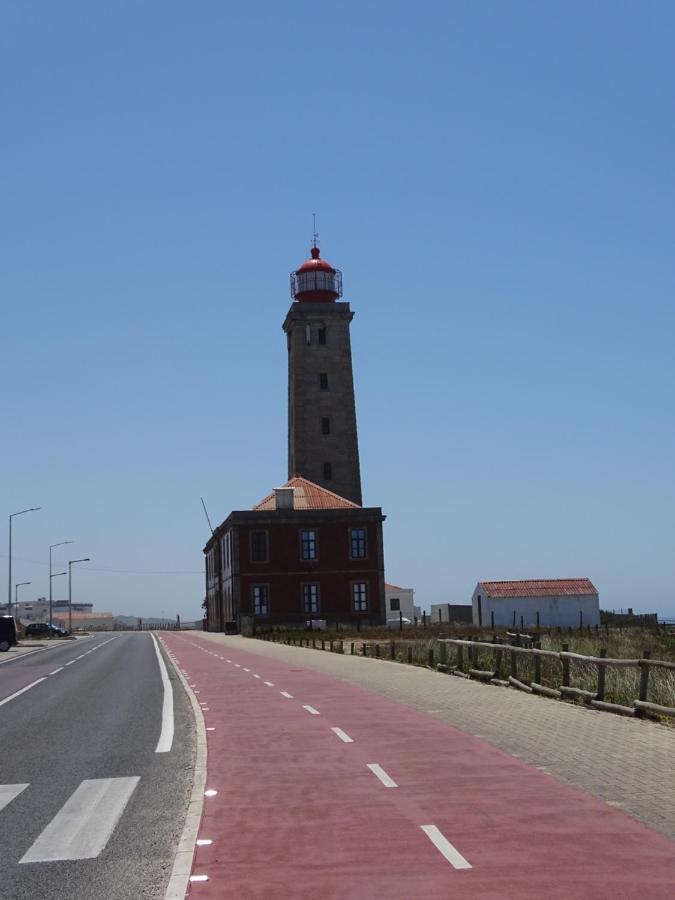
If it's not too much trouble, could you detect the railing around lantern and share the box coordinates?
[290,268,343,299]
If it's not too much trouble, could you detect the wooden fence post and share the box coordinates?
[399,611,403,632]
[596,647,607,701]
[407,646,413,665]
[534,642,542,684]
[510,647,518,680]
[636,649,651,717]
[339,640,344,654]
[362,642,367,657]
[494,639,503,679]
[491,610,495,630]
[350,642,355,655]
[562,643,570,688]
[457,643,464,670]
[375,643,380,658]
[439,641,447,664]
[391,641,396,660]
[428,647,434,668]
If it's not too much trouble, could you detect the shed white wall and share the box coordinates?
[472,585,600,628]
[385,587,415,624]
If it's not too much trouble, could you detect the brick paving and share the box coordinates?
[196,632,675,840]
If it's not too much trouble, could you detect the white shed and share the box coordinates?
[472,579,600,629]
[384,582,415,626]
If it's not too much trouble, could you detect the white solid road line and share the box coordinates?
[0,678,47,709]
[49,667,64,676]
[65,660,76,666]
[20,777,140,863]
[367,763,398,788]
[280,691,293,699]
[420,825,471,869]
[302,705,320,715]
[150,633,174,753]
[0,783,29,813]
[331,727,354,743]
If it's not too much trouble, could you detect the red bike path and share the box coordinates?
[161,633,675,899]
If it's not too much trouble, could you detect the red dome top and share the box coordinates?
[297,246,336,273]
[290,245,343,303]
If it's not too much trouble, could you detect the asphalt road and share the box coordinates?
[0,633,195,900]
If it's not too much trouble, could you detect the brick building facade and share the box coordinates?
[205,478,385,632]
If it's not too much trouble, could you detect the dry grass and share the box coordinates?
[259,625,675,721]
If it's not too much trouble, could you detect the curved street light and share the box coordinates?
[49,541,73,632]
[15,581,30,610]
[8,507,41,617]
[68,558,90,635]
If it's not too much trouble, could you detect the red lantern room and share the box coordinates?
[290,244,343,303]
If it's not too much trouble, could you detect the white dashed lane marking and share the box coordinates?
[367,764,398,788]
[331,727,354,743]
[280,691,293,699]
[420,825,471,869]
[264,681,274,686]
[302,705,320,715]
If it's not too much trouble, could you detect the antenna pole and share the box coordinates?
[200,497,215,535]
[312,213,319,249]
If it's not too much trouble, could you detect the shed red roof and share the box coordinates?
[253,476,360,511]
[385,582,411,592]
[479,579,598,599]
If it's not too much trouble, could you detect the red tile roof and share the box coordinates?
[385,582,411,591]
[253,476,361,511]
[479,579,598,599]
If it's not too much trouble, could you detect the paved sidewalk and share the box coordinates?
[196,633,675,840]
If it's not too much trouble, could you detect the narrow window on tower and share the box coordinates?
[321,417,330,435]
[305,325,311,344]
[318,326,327,345]
[323,462,332,480]
[319,372,329,390]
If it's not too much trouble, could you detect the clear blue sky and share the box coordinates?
[2,1,674,620]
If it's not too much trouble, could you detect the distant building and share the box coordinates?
[430,603,473,624]
[472,579,600,628]
[204,477,386,633]
[384,583,415,625]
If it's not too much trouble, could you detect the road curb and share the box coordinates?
[160,635,207,900]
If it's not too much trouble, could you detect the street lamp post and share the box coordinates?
[50,572,67,630]
[15,581,30,610]
[49,541,73,633]
[8,507,41,617]
[68,558,90,635]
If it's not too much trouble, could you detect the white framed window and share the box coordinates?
[252,584,269,617]
[300,529,317,561]
[352,582,368,612]
[302,583,320,614]
[349,528,367,559]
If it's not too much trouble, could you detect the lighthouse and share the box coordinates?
[283,240,363,506]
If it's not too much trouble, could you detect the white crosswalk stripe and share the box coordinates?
[20,777,140,863]
[0,783,29,813]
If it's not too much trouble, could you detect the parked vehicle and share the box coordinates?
[24,622,69,638]
[0,616,18,651]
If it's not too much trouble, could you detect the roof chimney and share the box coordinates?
[274,487,294,510]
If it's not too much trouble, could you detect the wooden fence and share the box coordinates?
[437,638,675,719]
[259,632,675,720]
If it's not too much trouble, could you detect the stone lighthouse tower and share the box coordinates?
[283,239,363,506]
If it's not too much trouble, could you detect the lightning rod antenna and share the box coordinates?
[200,497,215,536]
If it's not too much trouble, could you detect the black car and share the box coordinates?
[24,622,69,638]
[0,616,18,651]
